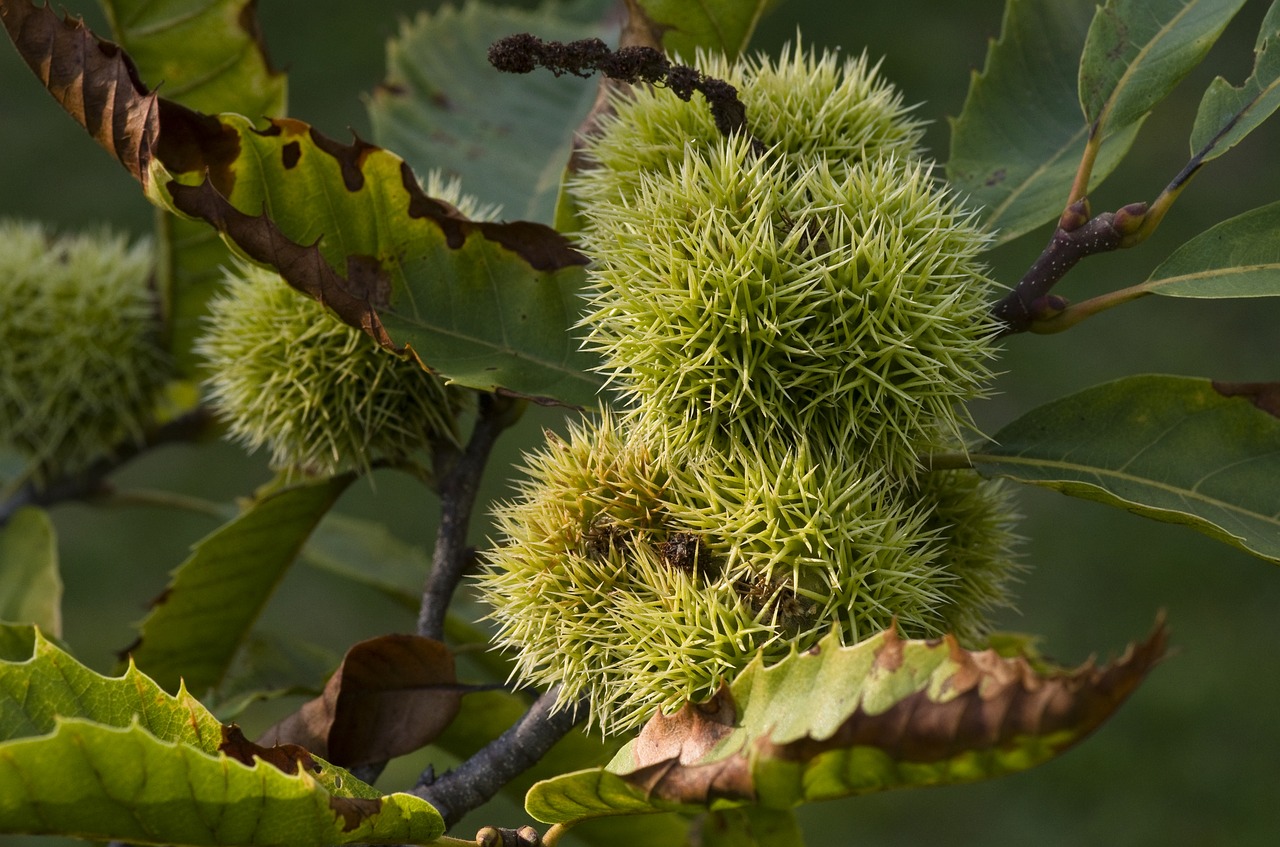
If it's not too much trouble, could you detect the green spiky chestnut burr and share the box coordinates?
[579,132,1000,475]
[571,43,927,212]
[481,45,1020,733]
[479,415,1019,733]
[0,220,170,481]
[197,173,488,476]
[197,263,466,476]
[480,414,769,733]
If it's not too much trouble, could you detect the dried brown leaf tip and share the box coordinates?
[617,619,1167,807]
[0,1,158,185]
[627,684,753,805]
[219,724,320,775]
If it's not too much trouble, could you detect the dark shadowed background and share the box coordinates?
[2,0,1279,844]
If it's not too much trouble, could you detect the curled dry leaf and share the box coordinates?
[526,619,1168,821]
[261,634,462,768]
[628,620,1168,807]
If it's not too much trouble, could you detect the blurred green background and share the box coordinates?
[2,0,1279,844]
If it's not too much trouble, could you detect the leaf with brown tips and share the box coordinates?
[1,0,604,406]
[527,619,1167,822]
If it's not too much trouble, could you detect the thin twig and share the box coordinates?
[97,488,229,518]
[922,452,977,472]
[414,687,586,829]
[0,406,216,528]
[1025,281,1155,333]
[488,33,765,155]
[417,393,523,641]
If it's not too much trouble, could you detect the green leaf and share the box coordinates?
[298,515,520,683]
[947,0,1144,243]
[527,623,1165,822]
[368,1,605,224]
[0,720,444,846]
[1190,0,1280,162]
[1,622,223,745]
[972,375,1280,563]
[301,512,431,612]
[0,624,445,844]
[101,0,288,377]
[214,631,340,719]
[0,507,60,636]
[153,115,601,404]
[632,0,781,58]
[1079,0,1247,132]
[101,0,285,117]
[1141,201,1280,297]
[0,623,35,662]
[127,474,355,695]
[1,3,604,406]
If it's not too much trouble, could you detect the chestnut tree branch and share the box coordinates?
[417,393,524,641]
[0,406,216,528]
[414,687,586,829]
[992,200,1148,335]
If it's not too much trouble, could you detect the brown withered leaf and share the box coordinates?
[219,723,320,775]
[1,1,159,184]
[261,634,462,768]
[617,620,1168,808]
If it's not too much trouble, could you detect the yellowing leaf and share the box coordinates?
[0,719,443,846]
